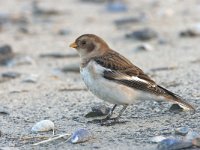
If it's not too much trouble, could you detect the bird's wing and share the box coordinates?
[93,50,195,110]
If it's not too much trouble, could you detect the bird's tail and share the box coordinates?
[157,85,195,111]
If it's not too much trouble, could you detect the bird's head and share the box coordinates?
[69,34,109,59]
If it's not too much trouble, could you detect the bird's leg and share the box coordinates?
[101,105,128,126]
[88,104,117,124]
[102,104,117,121]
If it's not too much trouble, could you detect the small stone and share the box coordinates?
[0,44,14,65]
[85,105,110,118]
[175,127,189,136]
[40,52,78,58]
[22,74,39,83]
[126,28,158,41]
[135,43,154,52]
[57,29,70,36]
[70,129,93,144]
[180,25,200,37]
[61,63,80,73]
[192,137,200,147]
[18,26,29,34]
[151,136,166,143]
[157,138,192,150]
[169,104,183,112]
[185,131,199,141]
[2,72,21,79]
[106,1,127,12]
[114,16,146,26]
[0,107,9,115]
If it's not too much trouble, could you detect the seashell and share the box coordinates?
[185,130,199,141]
[151,136,166,143]
[31,120,54,133]
[70,129,92,144]
[157,138,192,150]
[175,127,189,136]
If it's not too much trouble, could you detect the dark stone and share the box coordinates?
[0,45,14,65]
[85,105,110,118]
[2,72,21,79]
[126,28,158,41]
[169,104,183,112]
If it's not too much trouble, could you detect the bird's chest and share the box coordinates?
[80,61,101,93]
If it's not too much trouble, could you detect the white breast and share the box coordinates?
[80,60,140,105]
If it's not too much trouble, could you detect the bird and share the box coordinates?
[69,34,195,125]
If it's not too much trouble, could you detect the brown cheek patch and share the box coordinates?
[86,43,95,53]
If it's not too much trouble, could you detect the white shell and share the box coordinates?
[31,120,54,133]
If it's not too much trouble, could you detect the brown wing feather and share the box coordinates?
[94,50,155,84]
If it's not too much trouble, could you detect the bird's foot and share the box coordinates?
[87,117,128,126]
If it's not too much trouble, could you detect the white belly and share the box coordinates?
[80,61,140,105]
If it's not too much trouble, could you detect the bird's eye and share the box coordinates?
[81,41,86,45]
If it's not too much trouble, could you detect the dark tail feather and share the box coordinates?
[157,85,195,111]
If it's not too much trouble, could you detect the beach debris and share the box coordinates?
[175,127,189,136]
[150,135,166,143]
[106,1,127,12]
[22,74,39,83]
[157,138,192,150]
[85,105,110,118]
[31,120,54,134]
[126,28,158,41]
[33,133,71,146]
[40,52,78,58]
[135,43,154,52]
[0,44,14,65]
[70,129,93,144]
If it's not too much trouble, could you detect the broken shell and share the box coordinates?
[151,135,166,143]
[70,129,92,144]
[175,127,189,136]
[157,138,192,150]
[31,120,54,133]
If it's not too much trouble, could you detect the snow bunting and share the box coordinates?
[69,34,195,124]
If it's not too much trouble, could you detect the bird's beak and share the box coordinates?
[69,42,77,48]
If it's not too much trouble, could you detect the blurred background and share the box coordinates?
[0,0,200,149]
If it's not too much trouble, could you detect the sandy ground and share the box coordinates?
[0,0,200,149]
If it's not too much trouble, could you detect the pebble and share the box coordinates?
[31,120,54,133]
[180,25,200,37]
[0,45,14,65]
[175,127,189,136]
[57,29,70,36]
[150,136,166,143]
[157,138,192,150]
[114,16,145,26]
[22,74,39,83]
[61,63,80,73]
[106,1,127,12]
[135,43,154,52]
[70,129,92,144]
[0,107,9,115]
[40,52,78,58]
[126,28,158,41]
[169,104,183,112]
[2,72,21,79]
[85,105,110,118]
